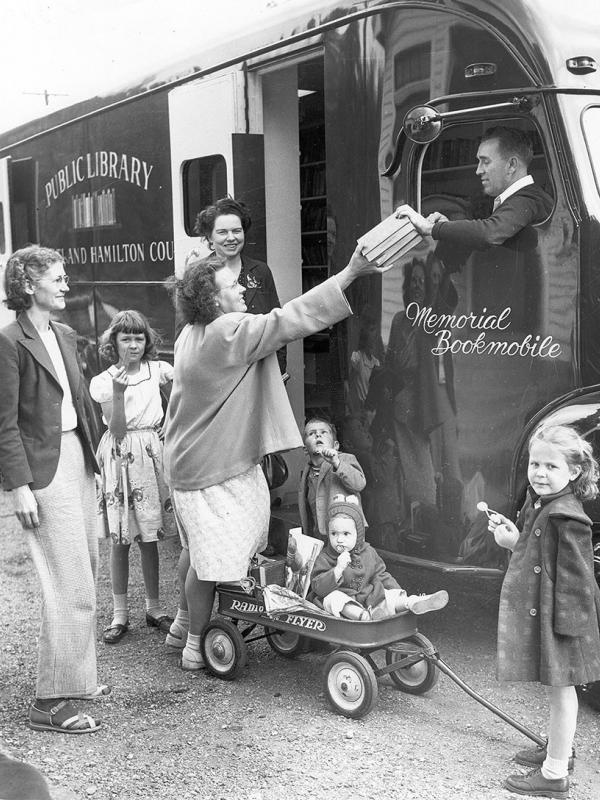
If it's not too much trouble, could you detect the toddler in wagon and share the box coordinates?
[309,495,448,620]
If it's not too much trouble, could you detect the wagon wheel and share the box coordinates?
[265,627,305,658]
[385,632,438,694]
[323,650,378,718]
[201,618,247,680]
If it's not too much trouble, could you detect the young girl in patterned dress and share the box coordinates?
[488,424,600,799]
[90,310,176,644]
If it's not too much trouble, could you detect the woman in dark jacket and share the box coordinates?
[194,196,287,374]
[0,246,105,733]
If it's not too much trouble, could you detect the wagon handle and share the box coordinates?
[429,654,546,746]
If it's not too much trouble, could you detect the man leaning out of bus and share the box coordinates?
[396,126,553,253]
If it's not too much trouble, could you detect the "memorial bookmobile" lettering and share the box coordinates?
[45,151,154,207]
[406,302,563,359]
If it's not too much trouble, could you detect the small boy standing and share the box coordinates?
[298,417,366,540]
[310,495,448,620]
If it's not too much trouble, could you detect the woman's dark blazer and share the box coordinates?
[0,313,98,491]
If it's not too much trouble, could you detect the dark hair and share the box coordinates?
[193,197,252,241]
[165,253,227,326]
[480,126,534,167]
[99,309,161,364]
[304,416,338,441]
[529,424,600,501]
[3,246,64,311]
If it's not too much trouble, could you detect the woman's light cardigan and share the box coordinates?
[164,277,352,491]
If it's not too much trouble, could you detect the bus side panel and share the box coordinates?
[6,91,175,368]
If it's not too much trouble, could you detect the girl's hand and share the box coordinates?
[336,550,352,570]
[489,514,519,550]
[111,365,128,395]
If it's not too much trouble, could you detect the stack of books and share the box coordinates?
[357,213,423,271]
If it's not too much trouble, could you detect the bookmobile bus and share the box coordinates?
[1,0,600,606]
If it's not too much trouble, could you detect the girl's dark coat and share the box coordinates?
[497,488,600,685]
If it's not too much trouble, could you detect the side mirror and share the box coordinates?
[403,105,442,144]
[402,96,532,145]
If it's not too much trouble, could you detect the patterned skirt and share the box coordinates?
[173,465,270,581]
[96,428,177,544]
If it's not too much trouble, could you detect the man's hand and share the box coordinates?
[426,211,448,225]
[395,204,434,236]
[12,484,39,529]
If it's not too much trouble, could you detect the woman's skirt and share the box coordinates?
[96,428,176,544]
[173,464,270,581]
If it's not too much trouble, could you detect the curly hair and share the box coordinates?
[193,197,252,240]
[98,309,161,364]
[165,254,226,326]
[3,246,64,312]
[529,423,600,501]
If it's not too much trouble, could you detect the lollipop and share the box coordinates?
[476,501,501,519]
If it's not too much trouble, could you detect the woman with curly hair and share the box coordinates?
[0,245,105,733]
[90,310,177,644]
[163,247,381,669]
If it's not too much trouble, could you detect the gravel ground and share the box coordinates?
[1,490,599,800]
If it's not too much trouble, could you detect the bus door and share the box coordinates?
[0,156,14,327]
[168,71,266,276]
[368,104,578,569]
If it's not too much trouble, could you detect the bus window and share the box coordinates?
[10,159,38,248]
[582,106,600,194]
[420,120,553,331]
[182,155,227,235]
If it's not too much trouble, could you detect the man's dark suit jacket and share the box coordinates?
[431,182,553,251]
[0,312,98,490]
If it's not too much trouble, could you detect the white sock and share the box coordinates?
[541,755,569,780]
[186,632,201,651]
[145,597,166,619]
[170,608,189,633]
[112,593,128,626]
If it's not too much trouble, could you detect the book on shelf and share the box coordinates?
[285,527,324,599]
[357,213,423,271]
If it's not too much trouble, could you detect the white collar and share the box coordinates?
[494,174,534,208]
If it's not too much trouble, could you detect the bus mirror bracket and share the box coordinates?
[382,96,531,177]
[403,97,532,144]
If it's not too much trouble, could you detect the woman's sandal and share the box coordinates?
[28,700,101,734]
[80,685,111,700]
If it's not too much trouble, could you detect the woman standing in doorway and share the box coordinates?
[194,196,287,374]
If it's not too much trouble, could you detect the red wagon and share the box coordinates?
[200,579,546,748]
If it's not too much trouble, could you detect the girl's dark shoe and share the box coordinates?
[514,743,574,772]
[102,622,128,644]
[145,613,174,633]
[504,768,569,799]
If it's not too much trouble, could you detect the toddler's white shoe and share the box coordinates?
[406,590,449,615]
[181,646,205,671]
